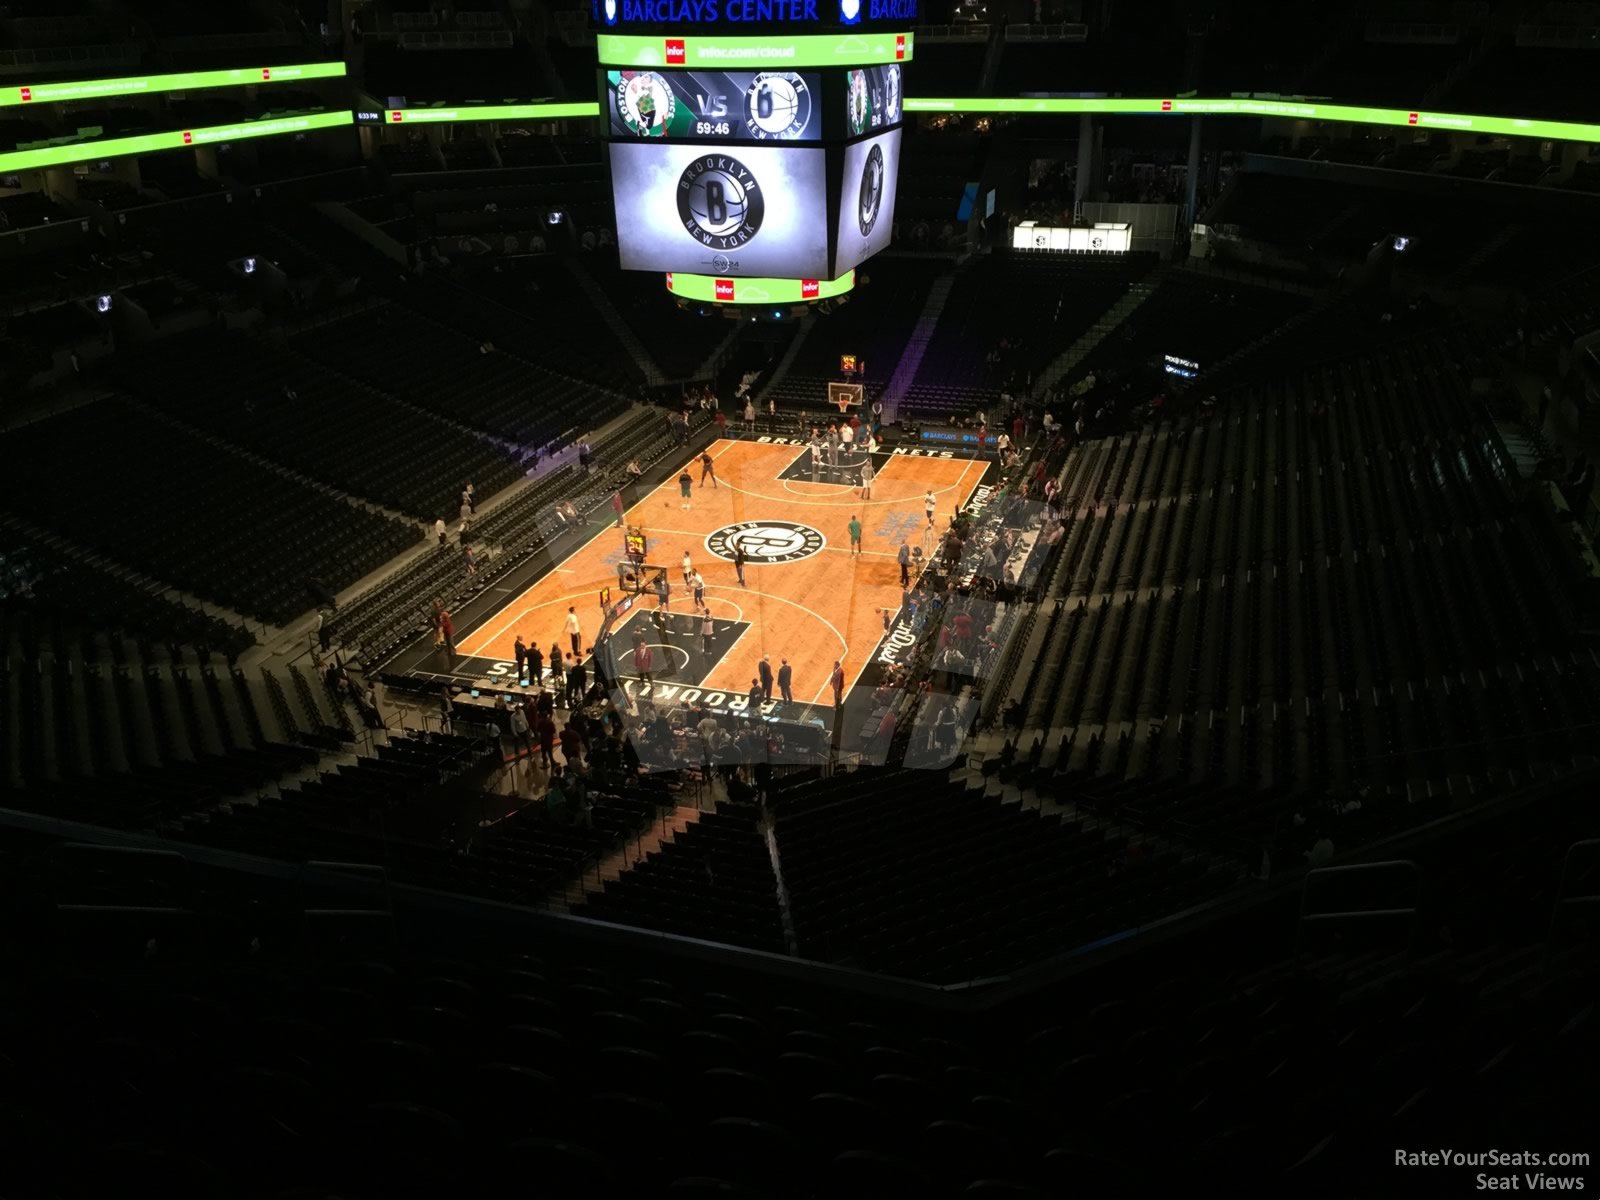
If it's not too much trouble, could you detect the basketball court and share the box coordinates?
[451,437,995,709]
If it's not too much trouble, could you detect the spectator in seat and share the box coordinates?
[434,517,447,547]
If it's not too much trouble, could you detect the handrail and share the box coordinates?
[1294,858,1421,955]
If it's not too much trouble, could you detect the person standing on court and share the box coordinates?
[678,468,694,510]
[514,633,527,680]
[564,606,582,657]
[681,550,693,585]
[633,641,653,687]
[831,660,846,707]
[701,606,715,656]
[859,459,874,499]
[759,654,774,701]
[744,399,756,433]
[733,543,748,587]
[548,641,563,687]
[527,640,544,686]
[898,538,911,586]
[699,449,718,489]
[924,489,937,526]
[778,658,793,703]
[848,514,863,556]
[691,569,705,607]
[747,678,764,710]
[656,573,671,611]
[611,489,625,528]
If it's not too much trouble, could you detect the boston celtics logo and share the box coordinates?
[678,153,765,251]
[706,521,825,565]
[616,71,675,138]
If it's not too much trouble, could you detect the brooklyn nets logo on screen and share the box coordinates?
[678,154,765,252]
[743,72,811,140]
[857,143,885,237]
[706,521,825,565]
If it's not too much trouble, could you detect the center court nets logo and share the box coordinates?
[678,154,765,252]
[706,521,825,564]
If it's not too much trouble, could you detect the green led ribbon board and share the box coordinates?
[597,30,911,67]
[903,95,1600,143]
[666,270,855,303]
[0,111,354,172]
[386,103,599,124]
[2,62,346,108]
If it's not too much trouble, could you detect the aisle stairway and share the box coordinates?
[881,271,956,421]
[1036,264,1165,396]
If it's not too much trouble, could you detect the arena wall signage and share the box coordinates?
[592,0,916,25]
[0,111,354,172]
[666,269,855,302]
[2,62,345,108]
[597,31,913,68]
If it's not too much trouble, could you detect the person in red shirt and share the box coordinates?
[713,409,727,437]
[1012,414,1025,443]
[831,660,846,707]
[611,490,625,528]
[633,642,653,687]
[438,609,455,659]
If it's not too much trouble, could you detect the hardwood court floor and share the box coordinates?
[459,438,988,705]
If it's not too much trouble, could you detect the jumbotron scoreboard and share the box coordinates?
[594,0,911,290]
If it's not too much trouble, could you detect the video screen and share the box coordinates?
[844,63,903,136]
[606,69,822,142]
[833,127,900,276]
[611,141,830,278]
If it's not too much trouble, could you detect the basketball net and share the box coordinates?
[836,394,852,415]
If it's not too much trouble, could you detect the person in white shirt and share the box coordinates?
[924,490,937,526]
[860,460,875,499]
[840,422,855,447]
[681,550,693,584]
[434,517,447,547]
[564,607,582,657]
[743,400,756,432]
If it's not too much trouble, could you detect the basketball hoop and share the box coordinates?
[836,393,852,415]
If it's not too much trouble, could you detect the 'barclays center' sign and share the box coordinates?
[595,0,916,25]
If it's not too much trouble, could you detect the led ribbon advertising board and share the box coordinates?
[2,62,346,107]
[666,269,855,303]
[902,95,1600,143]
[386,103,598,123]
[0,111,354,172]
[597,31,912,68]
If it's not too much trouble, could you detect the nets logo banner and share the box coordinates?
[605,69,819,141]
[611,139,828,278]
[832,126,899,277]
[706,521,825,564]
